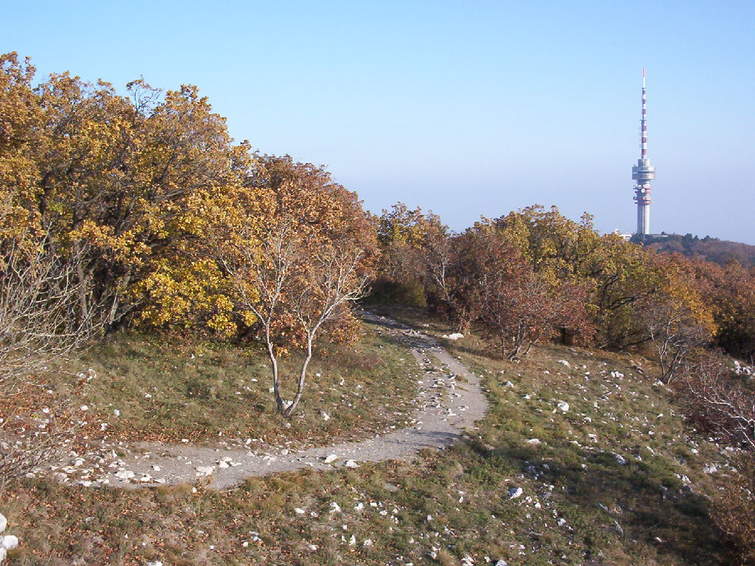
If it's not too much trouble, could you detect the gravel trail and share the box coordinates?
[61,314,488,490]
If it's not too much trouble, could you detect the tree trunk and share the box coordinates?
[283,335,313,418]
[74,245,90,320]
[107,271,132,327]
[264,335,284,413]
[560,327,575,346]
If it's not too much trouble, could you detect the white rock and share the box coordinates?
[348,534,356,546]
[508,487,523,499]
[0,513,5,533]
[146,561,163,566]
[114,470,135,480]
[443,333,464,340]
[320,411,330,421]
[294,508,306,515]
[495,561,509,566]
[0,535,18,550]
[306,543,318,551]
[613,453,627,465]
[526,438,541,446]
[0,548,6,562]
[195,465,215,477]
[703,464,718,474]
[344,459,359,468]
[323,454,338,464]
[329,502,341,513]
[363,538,373,547]
[557,401,570,413]
[557,360,570,367]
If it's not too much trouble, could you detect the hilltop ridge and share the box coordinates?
[637,233,755,267]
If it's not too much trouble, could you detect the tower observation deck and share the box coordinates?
[632,69,655,236]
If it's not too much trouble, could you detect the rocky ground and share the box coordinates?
[34,313,488,490]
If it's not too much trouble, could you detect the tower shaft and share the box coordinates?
[632,68,655,235]
[640,71,648,159]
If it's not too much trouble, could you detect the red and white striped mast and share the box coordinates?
[632,67,655,236]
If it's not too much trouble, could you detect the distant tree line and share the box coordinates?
[638,233,755,268]
[374,203,753,363]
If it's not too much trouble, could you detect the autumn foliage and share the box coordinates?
[0,52,377,417]
[374,204,742,365]
[2,49,753,419]
[372,202,754,560]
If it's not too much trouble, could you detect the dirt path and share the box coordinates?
[58,314,488,490]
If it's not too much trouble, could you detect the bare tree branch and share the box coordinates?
[0,234,103,486]
[219,219,369,417]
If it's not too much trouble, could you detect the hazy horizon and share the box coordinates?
[3,0,754,243]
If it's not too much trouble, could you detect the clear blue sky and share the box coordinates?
[3,1,754,243]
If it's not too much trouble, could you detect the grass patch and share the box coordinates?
[6,311,738,565]
[3,319,418,448]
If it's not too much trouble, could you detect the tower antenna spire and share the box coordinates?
[632,68,656,236]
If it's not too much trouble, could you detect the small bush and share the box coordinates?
[367,278,427,307]
[710,453,754,565]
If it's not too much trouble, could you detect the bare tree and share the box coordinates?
[0,239,99,392]
[421,227,454,306]
[708,452,755,565]
[221,221,369,417]
[0,236,101,486]
[643,299,711,383]
[679,354,755,451]
[480,271,558,361]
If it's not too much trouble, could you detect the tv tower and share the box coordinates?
[631,68,655,236]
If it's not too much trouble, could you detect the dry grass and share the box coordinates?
[0,319,418,453]
[5,310,742,565]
